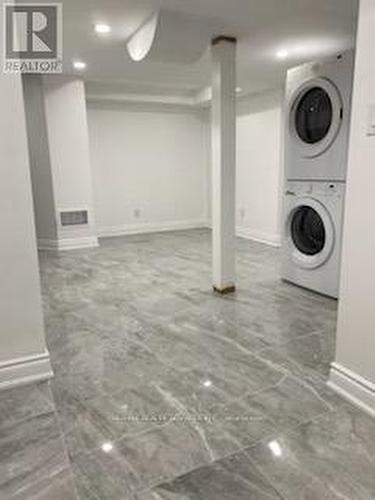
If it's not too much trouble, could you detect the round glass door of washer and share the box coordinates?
[285,197,335,269]
[291,205,326,256]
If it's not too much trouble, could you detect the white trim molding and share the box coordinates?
[328,363,375,418]
[38,236,99,251]
[98,219,209,238]
[205,221,281,247]
[0,351,53,392]
[236,226,282,247]
[39,224,281,247]
[38,239,59,251]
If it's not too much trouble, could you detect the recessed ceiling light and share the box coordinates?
[94,23,111,35]
[73,60,86,70]
[236,87,243,93]
[276,49,289,60]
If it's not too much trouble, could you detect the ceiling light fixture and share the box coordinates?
[73,60,87,71]
[236,87,243,93]
[127,13,158,62]
[94,23,111,35]
[276,49,289,60]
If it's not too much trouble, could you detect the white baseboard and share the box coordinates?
[203,222,281,247]
[328,363,375,418]
[38,236,99,251]
[0,351,53,392]
[38,239,58,251]
[98,219,209,238]
[39,224,280,248]
[236,227,281,247]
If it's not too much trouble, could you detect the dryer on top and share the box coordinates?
[284,51,354,182]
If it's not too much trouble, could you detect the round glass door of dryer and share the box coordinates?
[289,78,343,158]
[295,88,333,144]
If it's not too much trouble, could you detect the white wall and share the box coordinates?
[87,102,208,236]
[43,76,98,248]
[329,0,375,415]
[87,91,283,244]
[0,1,51,388]
[23,75,57,242]
[206,89,284,245]
[236,90,284,245]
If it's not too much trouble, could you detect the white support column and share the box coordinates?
[211,36,237,294]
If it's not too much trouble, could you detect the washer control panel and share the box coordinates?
[285,181,345,198]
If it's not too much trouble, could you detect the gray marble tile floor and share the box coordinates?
[0,382,77,499]
[1,229,374,499]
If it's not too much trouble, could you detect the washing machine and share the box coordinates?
[284,51,354,181]
[281,181,345,298]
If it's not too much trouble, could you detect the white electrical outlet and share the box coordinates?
[367,104,375,136]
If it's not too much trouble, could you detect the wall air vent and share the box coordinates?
[60,210,88,226]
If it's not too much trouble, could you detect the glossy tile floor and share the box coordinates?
[0,382,77,499]
[2,229,375,499]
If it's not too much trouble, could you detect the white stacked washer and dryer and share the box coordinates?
[281,51,354,298]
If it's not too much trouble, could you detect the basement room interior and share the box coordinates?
[1,0,375,499]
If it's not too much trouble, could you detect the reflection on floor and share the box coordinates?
[1,229,375,499]
[0,382,77,499]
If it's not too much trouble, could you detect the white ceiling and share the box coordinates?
[27,0,359,95]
